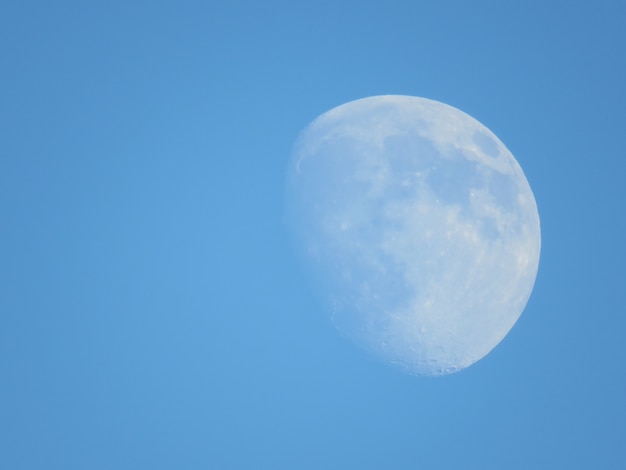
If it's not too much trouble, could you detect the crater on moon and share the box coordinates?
[285,95,540,376]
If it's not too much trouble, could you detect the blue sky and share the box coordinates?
[1,1,625,468]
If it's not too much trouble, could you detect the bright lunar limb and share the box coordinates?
[285,95,540,376]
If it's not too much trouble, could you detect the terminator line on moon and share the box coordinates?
[285,95,541,376]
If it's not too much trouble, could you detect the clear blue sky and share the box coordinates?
[1,1,625,468]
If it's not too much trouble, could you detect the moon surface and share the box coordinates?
[285,95,540,376]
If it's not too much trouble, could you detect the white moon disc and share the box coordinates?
[285,95,540,376]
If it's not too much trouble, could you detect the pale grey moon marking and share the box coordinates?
[285,95,541,376]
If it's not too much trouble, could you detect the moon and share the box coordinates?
[285,95,540,376]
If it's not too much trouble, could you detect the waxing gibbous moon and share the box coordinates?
[285,95,540,376]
